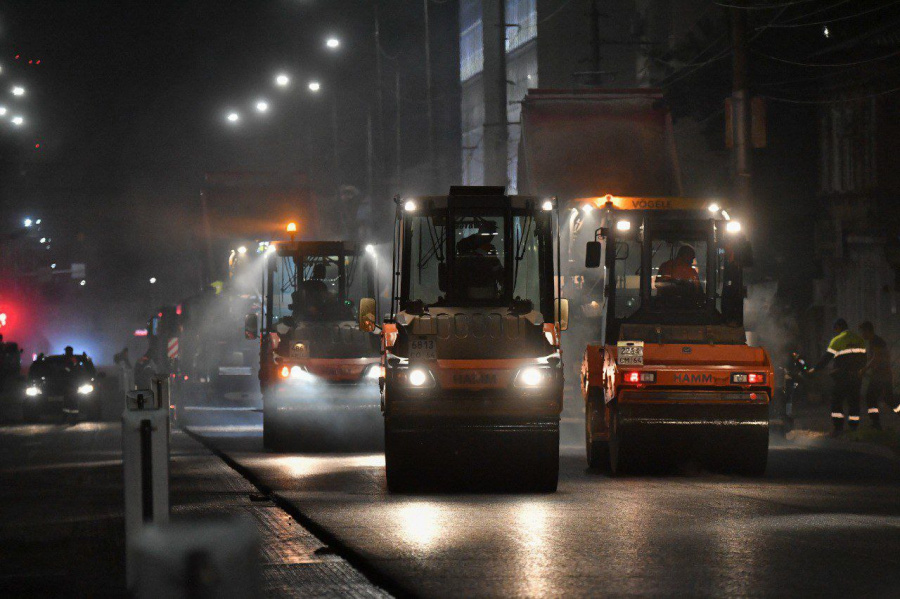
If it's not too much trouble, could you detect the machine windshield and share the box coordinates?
[404,209,546,309]
[282,252,368,322]
[611,227,714,320]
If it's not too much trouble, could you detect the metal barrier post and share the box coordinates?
[123,377,170,590]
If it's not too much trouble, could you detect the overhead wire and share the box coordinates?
[766,0,854,25]
[657,5,790,89]
[757,60,900,87]
[712,0,819,10]
[762,0,900,27]
[753,47,900,67]
[763,85,900,104]
[538,0,575,25]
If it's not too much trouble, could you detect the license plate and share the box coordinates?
[452,372,499,386]
[617,341,644,366]
[409,337,436,361]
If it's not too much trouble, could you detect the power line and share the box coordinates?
[763,85,900,104]
[712,0,819,10]
[538,0,575,25]
[763,0,900,27]
[758,59,900,87]
[770,0,854,25]
[652,35,727,68]
[657,4,789,89]
[754,47,900,67]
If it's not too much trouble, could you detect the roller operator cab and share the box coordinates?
[260,240,381,451]
[359,187,567,492]
[580,196,772,476]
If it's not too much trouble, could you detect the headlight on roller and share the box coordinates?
[286,365,316,383]
[514,367,551,388]
[409,369,428,386]
[399,368,435,388]
[77,384,94,395]
[26,386,41,397]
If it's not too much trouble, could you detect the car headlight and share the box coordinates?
[25,386,41,397]
[514,367,551,388]
[77,384,94,395]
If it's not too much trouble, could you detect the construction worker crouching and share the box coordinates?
[809,318,867,435]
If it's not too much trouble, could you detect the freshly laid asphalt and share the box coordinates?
[186,405,900,598]
[3,393,900,598]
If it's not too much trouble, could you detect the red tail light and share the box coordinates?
[732,373,766,385]
[624,371,656,384]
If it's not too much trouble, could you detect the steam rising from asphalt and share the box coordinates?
[745,281,799,383]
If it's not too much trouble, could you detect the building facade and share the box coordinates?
[459,0,708,192]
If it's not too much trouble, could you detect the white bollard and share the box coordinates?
[132,517,260,599]
[123,378,170,590]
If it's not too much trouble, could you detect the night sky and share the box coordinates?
[0,0,459,302]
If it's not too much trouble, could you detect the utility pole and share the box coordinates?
[423,0,437,190]
[395,70,402,189]
[731,7,752,211]
[374,4,384,173]
[590,0,602,84]
[331,100,340,189]
[482,0,508,187]
[366,109,375,200]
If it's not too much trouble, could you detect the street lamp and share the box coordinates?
[226,112,240,123]
[237,245,247,255]
[11,86,24,96]
[255,100,268,113]
[308,81,321,93]
[23,218,32,227]
[275,73,290,87]
[326,37,340,49]
[149,277,157,284]
[11,116,23,126]
[0,106,7,117]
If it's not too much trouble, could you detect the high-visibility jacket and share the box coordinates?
[816,330,867,373]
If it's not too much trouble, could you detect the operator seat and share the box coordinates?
[455,233,503,302]
[293,263,330,318]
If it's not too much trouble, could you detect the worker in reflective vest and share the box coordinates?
[810,319,867,435]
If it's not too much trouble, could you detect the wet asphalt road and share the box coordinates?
[186,405,900,598]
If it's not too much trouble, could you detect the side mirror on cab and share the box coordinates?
[556,298,569,331]
[585,241,602,268]
[244,313,259,340]
[359,297,377,332]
